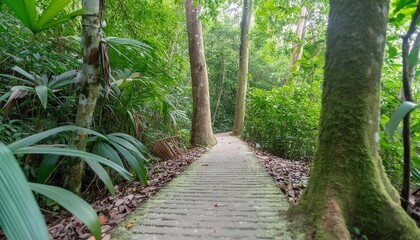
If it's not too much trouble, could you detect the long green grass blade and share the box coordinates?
[8,125,106,151]
[13,146,132,180]
[385,101,418,139]
[35,85,49,109]
[29,183,101,240]
[0,143,49,240]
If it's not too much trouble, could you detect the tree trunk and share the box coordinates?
[213,57,227,124]
[63,0,101,194]
[290,6,309,69]
[401,4,420,211]
[232,0,253,136]
[290,1,420,239]
[185,0,215,147]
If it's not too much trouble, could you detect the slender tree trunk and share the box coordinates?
[185,0,215,147]
[232,0,253,136]
[290,1,420,239]
[63,0,101,194]
[290,6,309,69]
[213,57,227,124]
[401,3,420,211]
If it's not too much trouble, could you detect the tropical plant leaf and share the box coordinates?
[393,0,416,14]
[385,101,418,139]
[36,0,71,29]
[91,141,124,167]
[84,159,115,195]
[108,140,147,185]
[29,183,101,240]
[35,85,49,109]
[3,0,37,31]
[36,154,61,183]
[8,125,106,151]
[13,146,132,181]
[48,70,77,89]
[107,135,145,160]
[39,9,83,32]
[12,66,36,81]
[0,143,49,240]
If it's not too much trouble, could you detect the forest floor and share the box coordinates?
[1,136,418,239]
[46,147,206,240]
[46,137,311,240]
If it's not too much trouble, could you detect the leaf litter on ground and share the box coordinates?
[248,143,310,204]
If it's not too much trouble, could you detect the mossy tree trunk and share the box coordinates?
[185,0,216,147]
[232,0,253,136]
[63,0,101,194]
[290,1,420,239]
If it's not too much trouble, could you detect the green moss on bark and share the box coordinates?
[289,0,420,239]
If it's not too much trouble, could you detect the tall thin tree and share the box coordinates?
[232,0,253,136]
[63,0,102,194]
[185,0,216,146]
[290,0,420,238]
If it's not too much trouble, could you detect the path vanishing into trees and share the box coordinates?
[112,133,293,239]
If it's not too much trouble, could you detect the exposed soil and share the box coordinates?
[43,147,205,240]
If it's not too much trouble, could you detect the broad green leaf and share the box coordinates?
[108,135,145,160]
[0,73,34,86]
[39,9,83,32]
[13,146,132,180]
[36,154,61,183]
[36,0,71,29]
[29,183,101,240]
[0,143,49,240]
[12,66,36,81]
[393,0,416,14]
[35,85,49,109]
[3,0,37,31]
[109,140,147,185]
[108,133,148,154]
[48,70,77,89]
[8,125,106,151]
[84,159,115,195]
[385,101,418,139]
[91,141,124,167]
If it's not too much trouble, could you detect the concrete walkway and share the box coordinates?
[112,133,292,240]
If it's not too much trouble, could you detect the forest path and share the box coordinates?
[112,132,293,240]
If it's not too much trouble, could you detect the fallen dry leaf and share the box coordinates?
[99,215,108,225]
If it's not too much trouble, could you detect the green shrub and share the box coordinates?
[243,83,321,160]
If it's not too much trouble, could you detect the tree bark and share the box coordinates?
[290,6,309,69]
[290,1,420,239]
[185,0,216,147]
[63,0,101,194]
[232,0,253,136]
[400,3,420,210]
[213,57,227,124]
